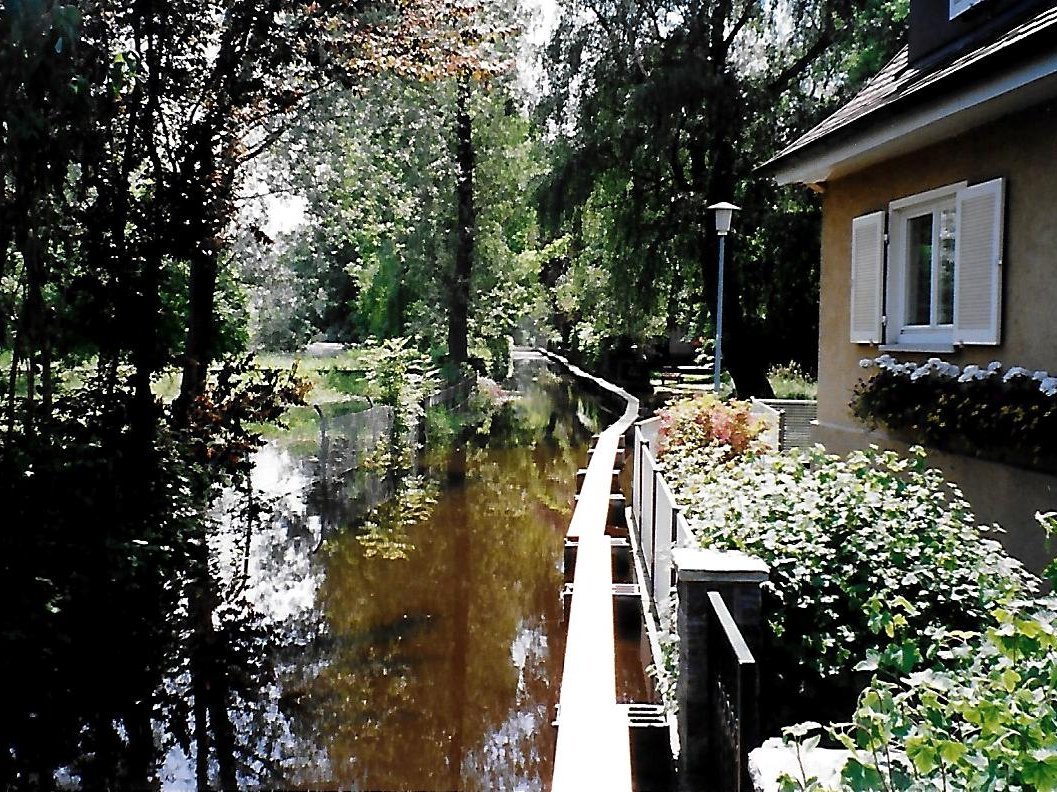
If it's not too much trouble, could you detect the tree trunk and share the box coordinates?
[130,7,166,424]
[176,218,219,417]
[448,76,476,367]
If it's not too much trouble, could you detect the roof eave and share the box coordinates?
[766,47,1057,186]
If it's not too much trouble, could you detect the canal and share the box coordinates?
[12,353,615,790]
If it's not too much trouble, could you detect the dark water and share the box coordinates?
[4,356,608,791]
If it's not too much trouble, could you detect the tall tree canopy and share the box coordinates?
[536,0,908,394]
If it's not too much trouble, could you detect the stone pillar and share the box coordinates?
[673,547,769,792]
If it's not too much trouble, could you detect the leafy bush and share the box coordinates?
[657,393,766,462]
[829,594,1057,791]
[769,361,818,400]
[359,337,438,444]
[852,356,1057,473]
[662,442,1035,728]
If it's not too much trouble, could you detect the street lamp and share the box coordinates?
[708,201,740,393]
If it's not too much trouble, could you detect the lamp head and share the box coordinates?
[708,201,741,236]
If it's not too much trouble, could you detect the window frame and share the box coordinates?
[885,182,966,350]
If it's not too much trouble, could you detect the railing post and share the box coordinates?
[651,464,664,578]
[670,505,682,591]
[673,548,769,792]
[636,435,646,529]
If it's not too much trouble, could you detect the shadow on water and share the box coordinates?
[2,356,607,791]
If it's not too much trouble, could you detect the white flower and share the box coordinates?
[927,357,943,367]
[1034,370,1049,382]
[910,365,930,381]
[958,365,980,383]
[859,358,873,369]
[1003,366,1031,382]
[987,361,1002,372]
[1040,377,1057,397]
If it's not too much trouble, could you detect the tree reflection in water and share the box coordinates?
[253,358,607,790]
[1,359,607,790]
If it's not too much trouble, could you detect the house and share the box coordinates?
[763,0,1057,573]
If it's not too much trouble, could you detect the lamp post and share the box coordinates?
[708,202,740,393]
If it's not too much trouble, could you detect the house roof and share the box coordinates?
[764,4,1057,185]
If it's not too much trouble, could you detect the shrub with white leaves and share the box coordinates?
[660,439,1036,730]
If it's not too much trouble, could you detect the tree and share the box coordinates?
[246,6,549,376]
[340,0,517,368]
[537,0,908,395]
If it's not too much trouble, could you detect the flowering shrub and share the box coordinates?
[852,356,1057,473]
[663,443,1035,729]
[656,393,766,462]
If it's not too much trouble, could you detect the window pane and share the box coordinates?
[937,208,956,324]
[906,214,933,326]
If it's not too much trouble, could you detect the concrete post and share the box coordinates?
[673,547,769,792]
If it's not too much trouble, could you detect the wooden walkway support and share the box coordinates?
[543,351,639,792]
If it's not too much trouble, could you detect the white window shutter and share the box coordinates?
[850,211,885,344]
[954,178,1004,345]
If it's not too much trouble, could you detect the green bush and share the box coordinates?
[424,405,460,449]
[768,361,818,400]
[828,593,1057,791]
[663,442,1035,729]
[323,367,369,397]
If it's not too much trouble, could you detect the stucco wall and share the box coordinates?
[816,98,1057,573]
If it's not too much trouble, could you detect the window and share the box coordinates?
[850,178,1004,350]
[888,185,961,347]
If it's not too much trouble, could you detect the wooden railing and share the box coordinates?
[543,350,638,792]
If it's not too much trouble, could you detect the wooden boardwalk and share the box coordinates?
[542,351,639,792]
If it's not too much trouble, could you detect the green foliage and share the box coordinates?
[424,405,462,449]
[536,0,907,390]
[1041,511,1057,589]
[247,67,550,362]
[769,362,819,401]
[852,357,1057,473]
[180,356,311,478]
[323,367,370,398]
[833,596,1057,791]
[359,337,438,446]
[662,442,1035,727]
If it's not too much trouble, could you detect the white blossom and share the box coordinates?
[1041,377,1057,397]
[1004,366,1031,382]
